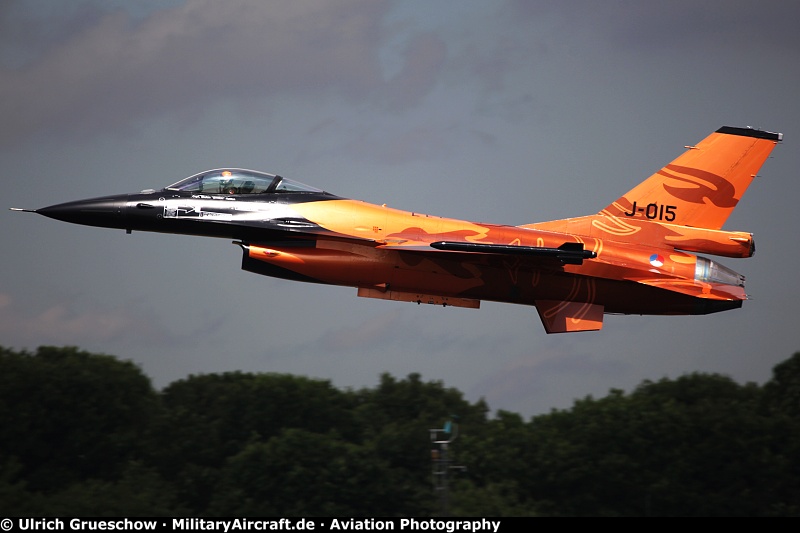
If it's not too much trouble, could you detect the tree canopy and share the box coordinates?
[1,346,798,516]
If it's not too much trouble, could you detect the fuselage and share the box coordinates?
[21,126,782,333]
[35,169,743,320]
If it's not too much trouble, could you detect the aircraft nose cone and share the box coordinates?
[37,195,128,229]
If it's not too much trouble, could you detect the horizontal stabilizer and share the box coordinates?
[430,241,596,265]
[535,300,604,333]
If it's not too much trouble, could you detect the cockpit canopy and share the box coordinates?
[165,169,324,195]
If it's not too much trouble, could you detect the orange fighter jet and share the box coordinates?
[14,126,782,333]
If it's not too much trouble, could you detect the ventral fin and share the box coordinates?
[535,300,604,333]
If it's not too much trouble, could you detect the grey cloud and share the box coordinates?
[0,1,109,69]
[383,32,447,110]
[470,349,631,414]
[0,1,450,145]
[0,292,173,346]
[509,1,800,52]
[318,309,407,353]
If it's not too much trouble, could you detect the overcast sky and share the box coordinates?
[3,0,799,417]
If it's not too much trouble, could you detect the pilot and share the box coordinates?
[220,178,238,195]
[219,170,238,194]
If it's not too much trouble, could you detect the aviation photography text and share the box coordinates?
[6,518,503,533]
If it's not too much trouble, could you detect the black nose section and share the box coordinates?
[37,194,128,229]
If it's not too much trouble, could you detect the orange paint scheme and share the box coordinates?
[239,127,781,333]
[29,126,782,333]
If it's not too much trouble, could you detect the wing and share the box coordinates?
[376,240,602,333]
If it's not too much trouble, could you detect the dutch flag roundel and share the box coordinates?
[649,253,664,268]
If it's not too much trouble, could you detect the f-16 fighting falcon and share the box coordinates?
[12,126,782,333]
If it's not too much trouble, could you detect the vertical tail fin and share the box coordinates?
[602,127,782,230]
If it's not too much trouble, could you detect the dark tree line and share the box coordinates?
[1,345,799,516]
